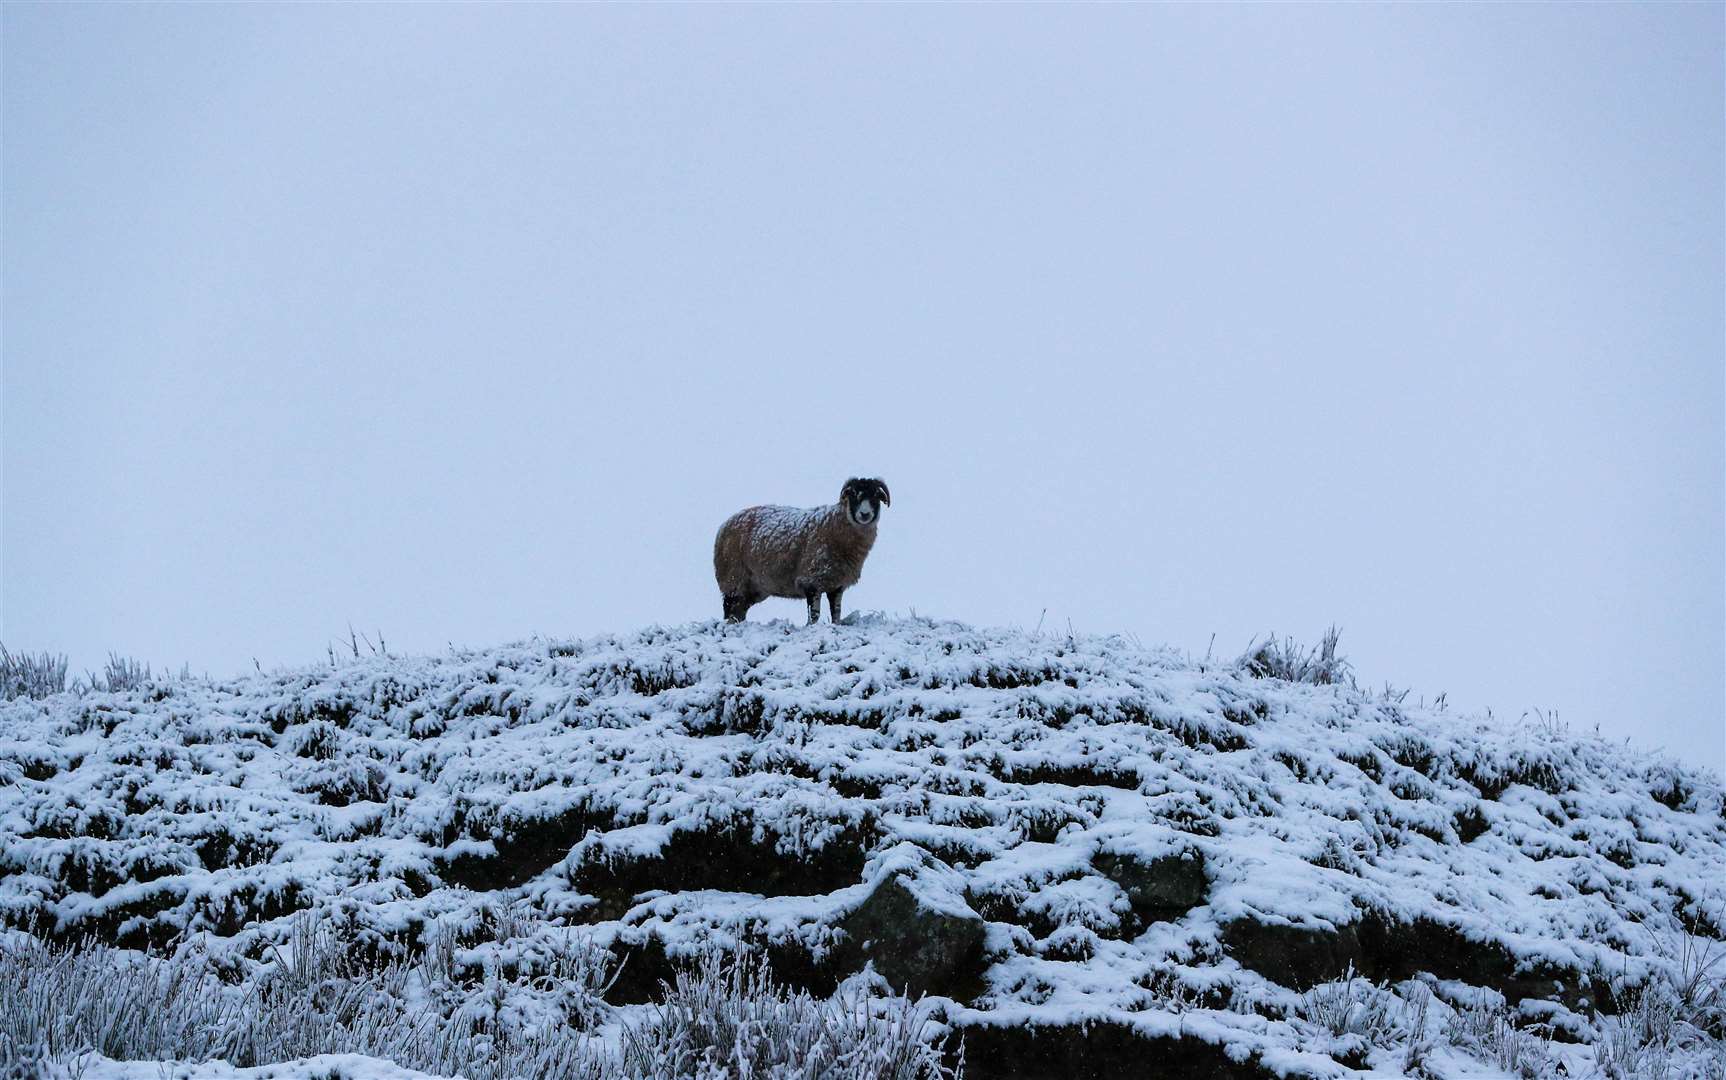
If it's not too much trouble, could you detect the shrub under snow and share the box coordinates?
[0,615,1721,1079]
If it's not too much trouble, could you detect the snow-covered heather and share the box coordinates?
[1,615,1722,1079]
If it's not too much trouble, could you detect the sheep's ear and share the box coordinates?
[874,481,890,507]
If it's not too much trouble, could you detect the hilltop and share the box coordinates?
[1,616,1722,1078]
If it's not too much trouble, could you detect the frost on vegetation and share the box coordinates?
[1395,982,1438,1078]
[0,913,953,1080]
[0,910,612,1080]
[1591,916,1726,1080]
[1290,972,1444,1075]
[0,643,68,700]
[1237,625,1352,687]
[92,654,155,695]
[1,642,182,701]
[0,615,1722,1079]
[1660,914,1726,1036]
[1296,965,1397,1042]
[1442,993,1561,1079]
[620,950,956,1080]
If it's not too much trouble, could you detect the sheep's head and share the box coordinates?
[840,477,890,526]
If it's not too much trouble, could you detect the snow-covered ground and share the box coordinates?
[49,1054,446,1080]
[2,616,1722,1078]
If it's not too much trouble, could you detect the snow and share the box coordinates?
[54,1054,446,1080]
[3,614,1723,1077]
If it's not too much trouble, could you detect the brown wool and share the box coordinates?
[713,479,888,625]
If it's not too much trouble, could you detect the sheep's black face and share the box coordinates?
[841,477,890,526]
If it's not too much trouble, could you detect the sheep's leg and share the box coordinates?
[827,590,843,625]
[804,592,821,626]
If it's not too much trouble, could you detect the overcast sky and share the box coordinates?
[4,4,1721,770]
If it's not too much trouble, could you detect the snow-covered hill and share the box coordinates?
[2,616,1722,1078]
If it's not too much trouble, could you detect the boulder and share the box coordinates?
[838,854,987,1000]
[1092,843,1209,924]
[958,1019,1273,1080]
[1221,917,1369,987]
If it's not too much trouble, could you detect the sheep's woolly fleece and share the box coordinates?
[2,615,1723,1077]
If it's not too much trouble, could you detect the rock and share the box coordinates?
[603,931,677,1005]
[1222,912,1608,1014]
[838,861,986,1000]
[1359,916,1607,1013]
[1454,805,1490,843]
[957,1019,1274,1080]
[573,816,873,922]
[1092,844,1208,924]
[440,802,611,891]
[1221,917,1369,987]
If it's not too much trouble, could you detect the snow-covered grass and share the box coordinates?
[620,950,956,1080]
[1286,947,1725,1080]
[1441,992,1561,1079]
[0,643,177,701]
[0,912,614,1080]
[2,914,953,1080]
[1,643,69,700]
[1295,966,1397,1042]
[92,654,156,695]
[1591,919,1726,1080]
[1658,912,1726,1036]
[0,615,1721,1079]
[1238,625,1352,687]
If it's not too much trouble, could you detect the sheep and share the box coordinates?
[713,478,891,625]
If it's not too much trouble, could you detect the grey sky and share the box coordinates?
[5,4,1722,770]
